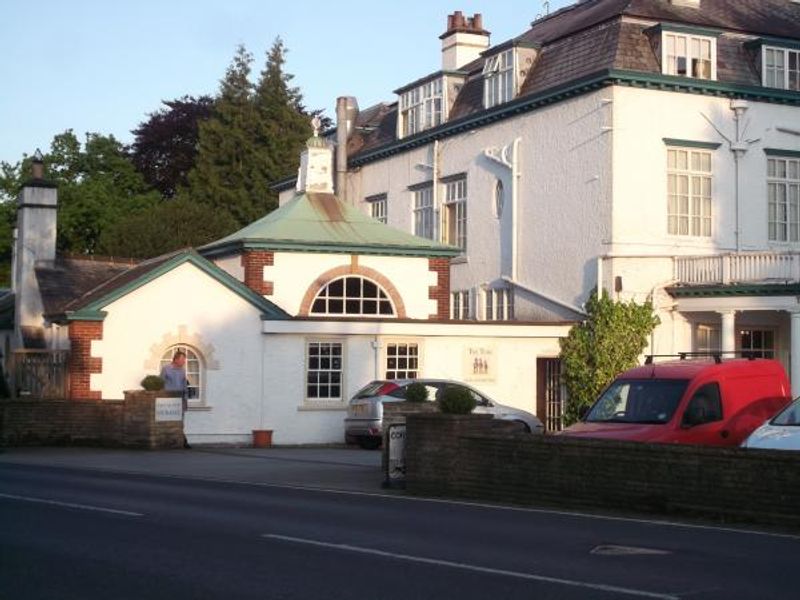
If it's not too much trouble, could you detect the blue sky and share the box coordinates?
[0,0,572,165]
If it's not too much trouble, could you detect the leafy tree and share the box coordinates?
[559,292,660,425]
[129,95,214,198]
[98,197,238,258]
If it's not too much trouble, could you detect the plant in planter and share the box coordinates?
[438,385,476,415]
[140,375,165,392]
[405,382,428,403]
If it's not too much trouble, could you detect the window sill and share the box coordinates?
[186,405,212,412]
[297,403,348,412]
[451,255,468,265]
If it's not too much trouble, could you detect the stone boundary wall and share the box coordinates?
[406,413,800,529]
[0,391,184,449]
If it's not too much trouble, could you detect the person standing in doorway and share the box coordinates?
[160,350,190,448]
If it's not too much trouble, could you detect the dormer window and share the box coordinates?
[763,47,799,91]
[399,78,443,138]
[662,32,716,80]
[483,49,515,108]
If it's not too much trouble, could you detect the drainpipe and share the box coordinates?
[510,137,521,280]
[433,140,440,239]
[730,99,750,252]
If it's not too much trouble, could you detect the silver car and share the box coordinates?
[344,379,544,449]
[742,398,800,451]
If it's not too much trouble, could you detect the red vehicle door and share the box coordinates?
[673,381,731,446]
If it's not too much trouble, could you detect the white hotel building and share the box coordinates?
[277,0,800,393]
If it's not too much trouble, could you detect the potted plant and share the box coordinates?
[140,375,165,391]
[438,385,476,415]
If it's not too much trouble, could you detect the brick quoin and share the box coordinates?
[68,321,103,400]
[428,258,451,320]
[241,250,274,295]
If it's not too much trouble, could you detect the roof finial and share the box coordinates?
[311,115,322,137]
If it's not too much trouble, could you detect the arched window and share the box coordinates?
[311,276,395,317]
[160,345,203,403]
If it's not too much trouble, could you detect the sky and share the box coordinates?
[0,0,573,165]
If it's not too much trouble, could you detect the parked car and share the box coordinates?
[742,398,800,450]
[345,379,544,449]
[558,357,791,447]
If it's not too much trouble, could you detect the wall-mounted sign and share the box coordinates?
[464,344,496,382]
[155,397,183,422]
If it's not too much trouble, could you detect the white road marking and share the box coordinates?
[262,533,680,600]
[4,460,800,541]
[0,492,143,517]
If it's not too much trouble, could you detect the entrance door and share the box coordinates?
[536,358,565,432]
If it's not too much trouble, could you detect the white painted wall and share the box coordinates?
[213,255,244,281]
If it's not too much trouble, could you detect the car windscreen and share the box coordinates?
[770,399,800,426]
[585,379,689,425]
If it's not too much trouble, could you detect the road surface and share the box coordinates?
[0,461,797,599]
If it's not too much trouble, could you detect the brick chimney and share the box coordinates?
[440,11,490,71]
[13,149,58,346]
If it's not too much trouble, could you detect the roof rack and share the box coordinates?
[644,352,758,365]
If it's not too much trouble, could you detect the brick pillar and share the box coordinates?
[241,250,274,295]
[68,321,103,400]
[428,258,451,320]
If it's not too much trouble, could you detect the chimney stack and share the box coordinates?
[335,96,359,203]
[440,11,490,71]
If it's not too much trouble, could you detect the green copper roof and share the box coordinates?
[668,283,800,298]
[200,192,461,258]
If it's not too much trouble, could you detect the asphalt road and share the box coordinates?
[1,462,798,600]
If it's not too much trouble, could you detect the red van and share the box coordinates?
[559,357,792,446]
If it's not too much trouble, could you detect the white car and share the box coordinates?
[742,398,800,450]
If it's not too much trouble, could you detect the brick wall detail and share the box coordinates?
[68,321,103,400]
[428,258,451,320]
[241,250,274,295]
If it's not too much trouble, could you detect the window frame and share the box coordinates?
[443,177,467,251]
[305,339,345,404]
[451,290,472,320]
[762,46,800,91]
[159,344,204,407]
[366,193,388,224]
[413,185,435,240]
[310,276,396,318]
[667,147,713,238]
[484,287,515,321]
[661,32,717,80]
[738,328,776,359]
[384,340,422,380]
[483,49,516,108]
[399,78,444,138]
[767,155,800,243]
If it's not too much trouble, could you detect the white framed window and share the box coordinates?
[366,194,387,224]
[451,290,472,320]
[385,342,420,380]
[310,276,395,317]
[413,185,435,240]
[763,47,800,91]
[485,288,515,321]
[695,325,720,354]
[662,33,715,80]
[483,49,515,108]
[739,329,775,359]
[160,345,203,404]
[443,177,467,251]
[768,156,800,242]
[667,148,712,237]
[306,341,343,402]
[400,79,443,137]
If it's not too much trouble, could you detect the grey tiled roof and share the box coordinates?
[344,0,800,162]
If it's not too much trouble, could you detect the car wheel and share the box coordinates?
[359,437,381,450]
[514,420,532,433]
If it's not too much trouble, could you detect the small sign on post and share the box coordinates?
[155,397,183,422]
[383,423,406,489]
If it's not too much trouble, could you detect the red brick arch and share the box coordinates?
[298,264,407,318]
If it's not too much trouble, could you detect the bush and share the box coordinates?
[405,382,428,403]
[438,386,476,415]
[140,375,165,391]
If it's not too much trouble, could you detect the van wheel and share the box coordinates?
[359,437,381,450]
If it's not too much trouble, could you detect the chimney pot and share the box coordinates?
[31,148,44,180]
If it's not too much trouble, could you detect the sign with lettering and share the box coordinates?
[155,397,183,422]
[464,344,496,382]
[387,424,406,482]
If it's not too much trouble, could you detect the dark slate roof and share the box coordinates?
[35,257,137,317]
[334,0,800,164]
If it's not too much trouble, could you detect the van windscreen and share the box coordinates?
[586,379,689,424]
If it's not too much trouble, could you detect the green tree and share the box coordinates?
[98,197,238,258]
[559,292,660,425]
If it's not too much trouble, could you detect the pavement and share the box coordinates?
[0,447,799,599]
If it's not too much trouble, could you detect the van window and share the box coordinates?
[586,379,688,424]
[682,383,723,426]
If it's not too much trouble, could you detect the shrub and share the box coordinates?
[405,382,428,403]
[140,375,165,391]
[438,385,476,415]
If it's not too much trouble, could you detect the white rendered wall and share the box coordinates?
[264,251,437,318]
[213,255,244,281]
